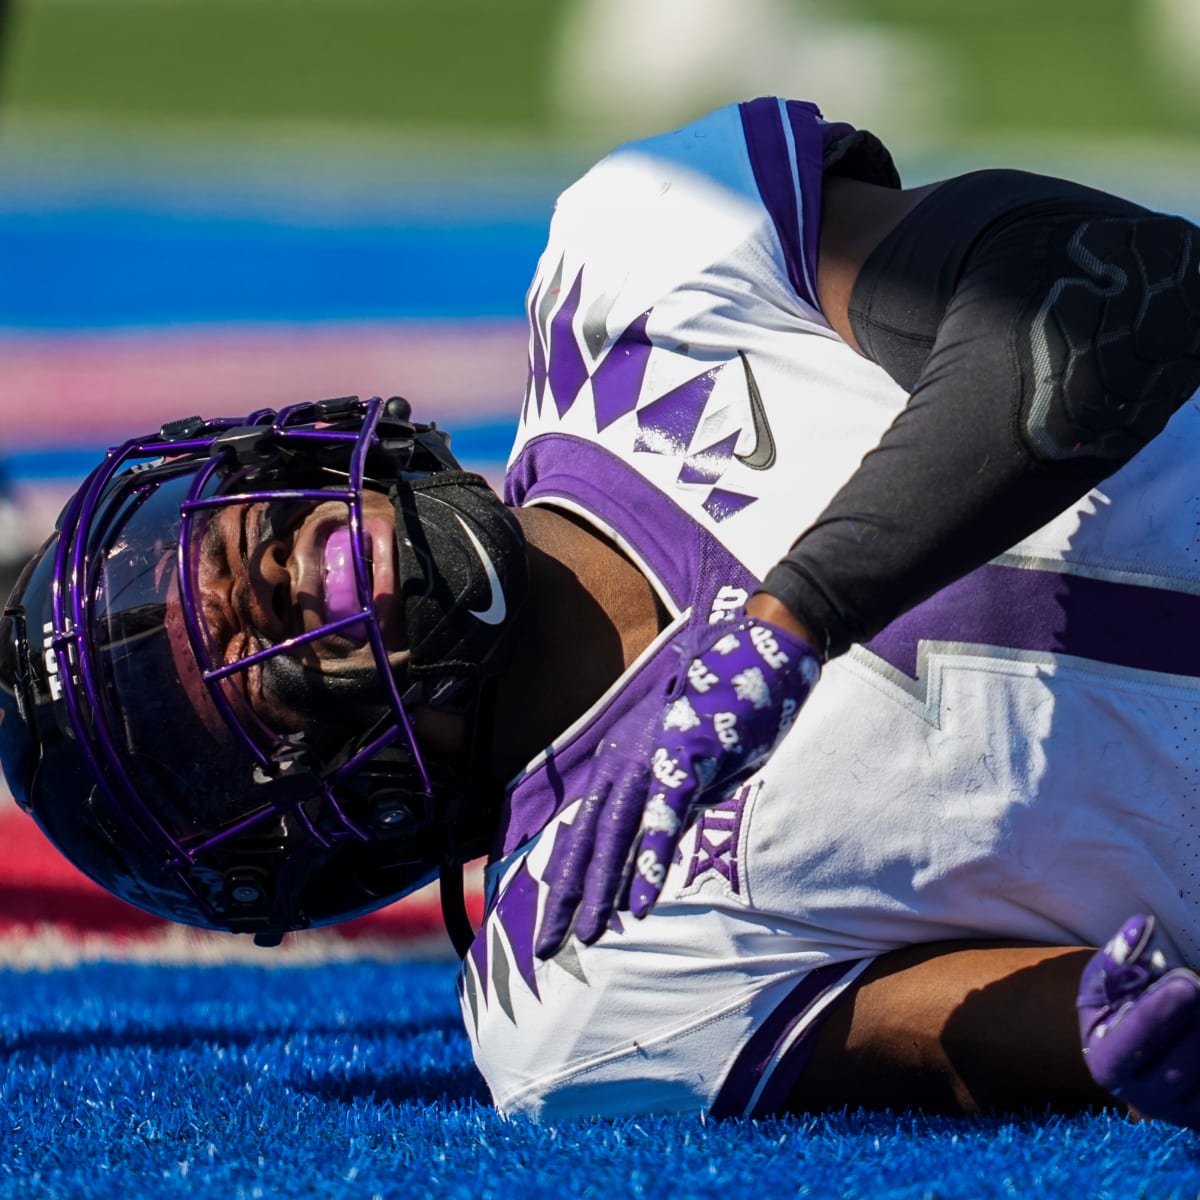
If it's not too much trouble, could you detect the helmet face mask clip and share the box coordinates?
[0,396,527,953]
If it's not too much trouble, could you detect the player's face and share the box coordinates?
[193,488,407,733]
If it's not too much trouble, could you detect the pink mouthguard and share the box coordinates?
[323,528,369,643]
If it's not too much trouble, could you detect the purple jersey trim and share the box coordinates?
[737,98,855,312]
[710,959,866,1118]
[868,561,1200,681]
[505,432,758,612]
[500,433,761,854]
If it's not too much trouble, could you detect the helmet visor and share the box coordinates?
[88,466,278,841]
[86,459,411,848]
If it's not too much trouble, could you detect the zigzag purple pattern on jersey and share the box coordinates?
[593,310,653,431]
[548,267,588,417]
[492,860,542,1002]
[634,365,726,456]
[678,432,739,486]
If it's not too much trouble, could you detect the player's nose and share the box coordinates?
[248,535,294,641]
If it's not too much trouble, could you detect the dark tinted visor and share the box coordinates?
[87,467,276,840]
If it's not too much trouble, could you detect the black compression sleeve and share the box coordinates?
[760,170,1200,658]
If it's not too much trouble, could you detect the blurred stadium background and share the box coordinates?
[0,0,1197,960]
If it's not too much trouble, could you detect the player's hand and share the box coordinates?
[1077,913,1200,1129]
[534,615,821,959]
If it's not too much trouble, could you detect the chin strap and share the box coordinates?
[432,672,505,960]
[438,862,475,957]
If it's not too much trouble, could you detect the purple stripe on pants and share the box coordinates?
[710,959,864,1118]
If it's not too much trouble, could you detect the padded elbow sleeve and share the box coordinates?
[1019,212,1200,463]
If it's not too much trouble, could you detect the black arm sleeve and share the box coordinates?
[760,169,1200,658]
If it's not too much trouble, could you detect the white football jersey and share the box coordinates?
[459,99,1200,1120]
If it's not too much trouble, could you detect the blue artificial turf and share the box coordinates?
[0,960,1197,1199]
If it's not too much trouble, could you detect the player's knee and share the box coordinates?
[1019,213,1200,463]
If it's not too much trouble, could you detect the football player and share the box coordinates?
[4,97,1200,1125]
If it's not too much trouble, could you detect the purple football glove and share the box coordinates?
[534,615,821,959]
[1077,913,1200,1128]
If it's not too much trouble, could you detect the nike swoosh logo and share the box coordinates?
[735,351,776,471]
[455,516,507,625]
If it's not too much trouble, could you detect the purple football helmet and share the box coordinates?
[0,396,526,951]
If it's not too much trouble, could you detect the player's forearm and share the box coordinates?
[790,941,1115,1117]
